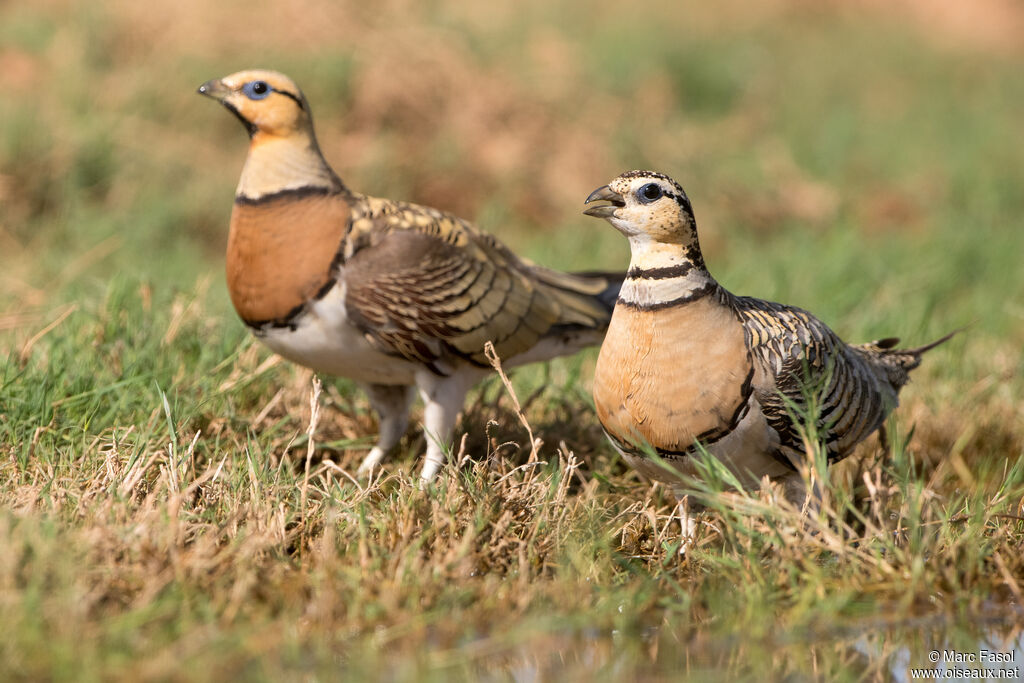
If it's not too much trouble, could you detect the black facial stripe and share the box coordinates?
[616,170,691,213]
[272,88,305,109]
[663,190,692,215]
[223,101,257,137]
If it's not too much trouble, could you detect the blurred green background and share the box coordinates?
[4,0,1021,451]
[3,0,1023,354]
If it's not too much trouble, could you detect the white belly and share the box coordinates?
[255,281,420,386]
[699,397,793,486]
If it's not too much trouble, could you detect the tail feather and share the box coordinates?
[530,267,625,329]
[895,329,960,357]
[567,269,626,313]
[499,269,625,368]
[859,328,959,362]
[855,328,959,391]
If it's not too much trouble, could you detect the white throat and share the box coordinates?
[237,135,338,199]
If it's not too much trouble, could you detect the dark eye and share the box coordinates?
[638,183,663,203]
[242,80,272,100]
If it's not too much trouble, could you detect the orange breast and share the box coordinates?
[593,297,752,453]
[226,193,351,324]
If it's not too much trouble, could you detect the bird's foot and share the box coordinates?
[356,446,387,478]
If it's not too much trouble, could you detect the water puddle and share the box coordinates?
[857,624,1023,682]
[456,610,1024,681]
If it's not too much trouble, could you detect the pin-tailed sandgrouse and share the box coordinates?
[198,69,621,482]
[584,170,952,538]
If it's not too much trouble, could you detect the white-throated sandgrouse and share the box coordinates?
[198,69,621,482]
[584,170,952,542]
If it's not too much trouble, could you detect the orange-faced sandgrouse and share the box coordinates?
[198,69,621,482]
[584,170,952,542]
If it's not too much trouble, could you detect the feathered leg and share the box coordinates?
[357,383,416,477]
[416,368,483,482]
[674,493,704,555]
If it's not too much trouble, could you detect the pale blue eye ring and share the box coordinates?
[242,80,272,100]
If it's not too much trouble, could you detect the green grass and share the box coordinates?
[2,0,1023,680]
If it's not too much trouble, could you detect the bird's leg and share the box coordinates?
[357,383,416,477]
[776,468,824,520]
[415,369,479,483]
[877,423,891,459]
[674,493,704,555]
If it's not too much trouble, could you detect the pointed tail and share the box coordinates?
[530,267,625,330]
[856,328,960,390]
[895,329,960,358]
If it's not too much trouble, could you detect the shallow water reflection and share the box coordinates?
[460,612,1024,682]
[857,625,1023,682]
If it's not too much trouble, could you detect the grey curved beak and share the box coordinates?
[197,78,229,101]
[583,185,624,218]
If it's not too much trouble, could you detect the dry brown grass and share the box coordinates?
[2,348,1022,679]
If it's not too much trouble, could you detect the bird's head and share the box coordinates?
[583,170,696,245]
[198,70,312,139]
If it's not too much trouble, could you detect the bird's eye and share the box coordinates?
[638,183,663,203]
[242,80,272,100]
